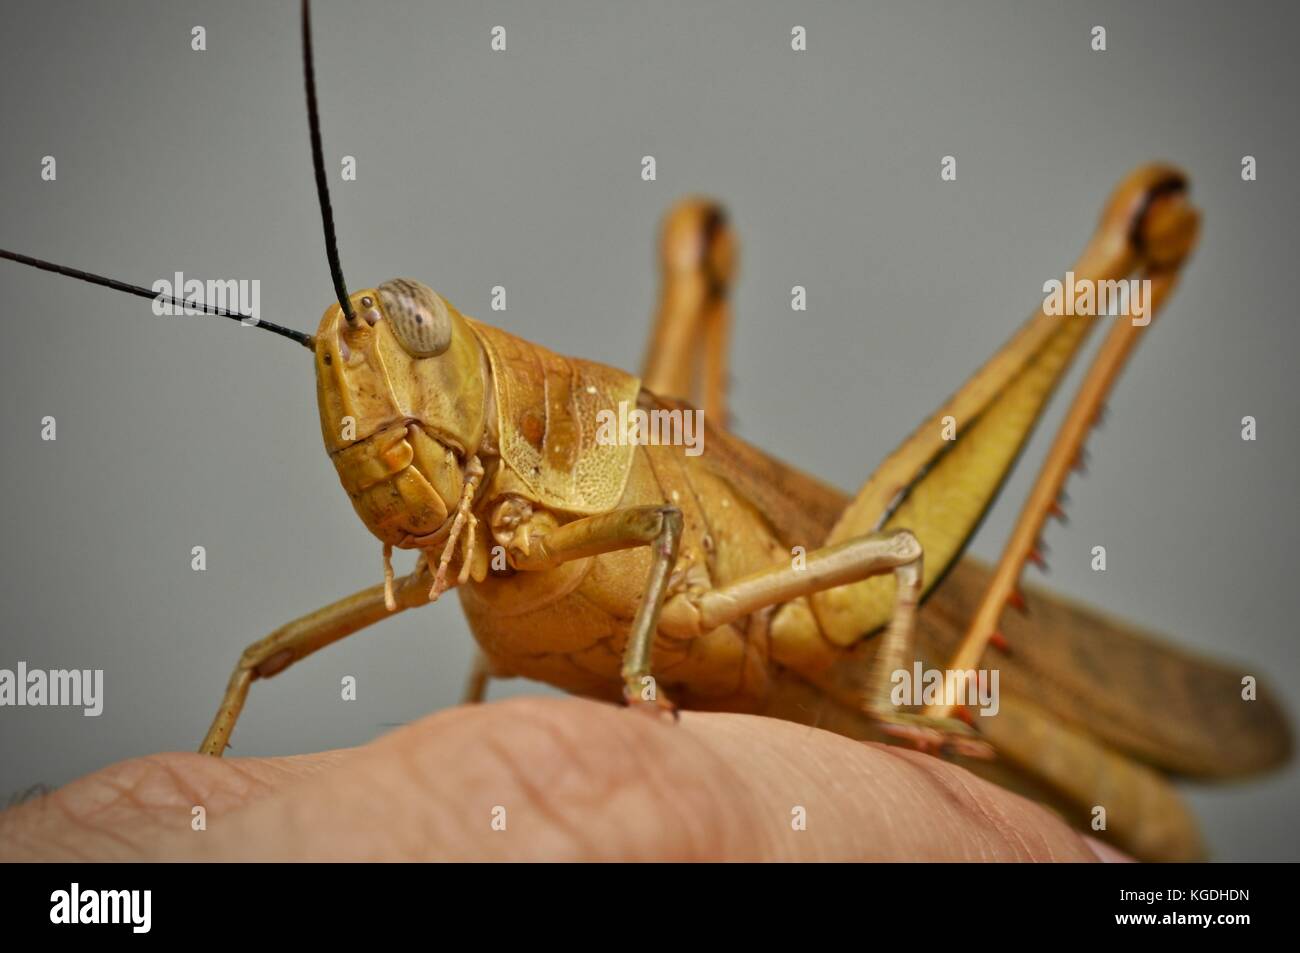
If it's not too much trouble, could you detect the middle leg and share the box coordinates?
[656,528,986,752]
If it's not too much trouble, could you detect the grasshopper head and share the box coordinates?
[314,279,490,547]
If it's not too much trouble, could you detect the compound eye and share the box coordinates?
[376,279,453,357]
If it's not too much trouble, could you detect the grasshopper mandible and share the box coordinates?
[0,2,1289,863]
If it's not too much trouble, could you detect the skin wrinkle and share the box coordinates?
[331,704,507,860]
[357,700,669,859]
[702,716,826,859]
[403,718,499,858]
[63,765,216,860]
[137,755,208,808]
[48,785,142,860]
[57,768,164,854]
[548,716,684,860]
[479,733,598,859]
[0,697,1105,861]
[928,765,1008,862]
[342,750,445,861]
[881,746,1004,861]
[0,794,96,861]
[208,736,432,860]
[907,750,1017,861]
[350,731,450,861]
[891,744,1074,861]
[201,718,473,859]
[947,768,1042,861]
[823,742,895,856]
[634,715,758,861]
[469,703,744,861]
[850,744,932,858]
[837,742,924,857]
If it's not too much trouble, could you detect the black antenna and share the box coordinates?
[302,0,354,322]
[0,249,315,349]
[0,3,350,351]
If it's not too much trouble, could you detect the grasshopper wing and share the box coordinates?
[924,559,1293,780]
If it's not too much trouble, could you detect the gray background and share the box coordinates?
[1,0,1296,860]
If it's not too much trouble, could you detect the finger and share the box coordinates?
[1,696,1103,861]
[149,698,1104,859]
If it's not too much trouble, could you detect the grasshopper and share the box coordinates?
[1,2,1289,862]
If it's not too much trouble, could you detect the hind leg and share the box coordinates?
[640,198,736,426]
[926,188,1199,716]
[808,166,1198,651]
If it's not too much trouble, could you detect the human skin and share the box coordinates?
[0,696,1123,861]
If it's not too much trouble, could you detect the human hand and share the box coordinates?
[0,696,1123,861]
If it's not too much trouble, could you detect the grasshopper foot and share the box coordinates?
[622,682,680,723]
[874,711,996,760]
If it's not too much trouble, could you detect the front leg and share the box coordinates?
[199,560,436,756]
[494,499,683,710]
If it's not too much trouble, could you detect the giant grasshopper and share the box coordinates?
[1,2,1290,863]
